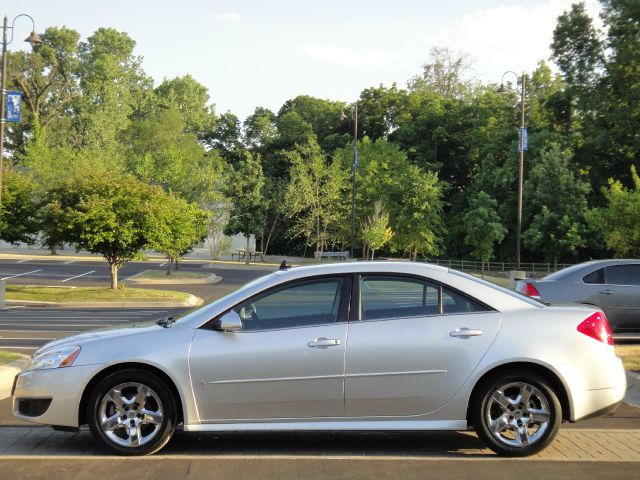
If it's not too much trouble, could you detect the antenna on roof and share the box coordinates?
[279,260,290,271]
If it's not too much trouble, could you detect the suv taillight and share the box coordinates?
[517,282,541,299]
[577,311,613,345]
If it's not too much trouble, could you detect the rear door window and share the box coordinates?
[360,276,439,320]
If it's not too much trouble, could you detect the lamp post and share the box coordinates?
[340,103,358,259]
[0,14,41,206]
[499,71,526,271]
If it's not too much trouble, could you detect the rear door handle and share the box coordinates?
[598,290,614,295]
[307,338,341,348]
[450,328,483,338]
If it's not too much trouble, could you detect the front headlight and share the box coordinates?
[26,346,81,371]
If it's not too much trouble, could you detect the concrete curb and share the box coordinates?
[0,358,27,401]
[126,270,222,285]
[4,294,203,309]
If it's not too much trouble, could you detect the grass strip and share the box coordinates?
[6,285,190,303]
[0,350,22,366]
[615,344,640,372]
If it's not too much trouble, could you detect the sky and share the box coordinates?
[4,0,603,120]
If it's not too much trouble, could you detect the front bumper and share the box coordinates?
[12,364,101,428]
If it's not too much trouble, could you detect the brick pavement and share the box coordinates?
[0,427,638,461]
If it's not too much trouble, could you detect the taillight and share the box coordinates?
[577,311,613,345]
[517,282,541,299]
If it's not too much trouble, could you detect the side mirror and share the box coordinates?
[218,311,242,332]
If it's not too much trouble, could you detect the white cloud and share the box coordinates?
[418,0,603,81]
[298,44,408,68]
[215,13,242,22]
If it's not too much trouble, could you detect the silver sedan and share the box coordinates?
[12,262,626,456]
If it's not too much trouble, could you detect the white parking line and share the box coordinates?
[16,259,31,263]
[159,263,166,267]
[0,269,42,280]
[61,270,96,283]
[63,260,77,264]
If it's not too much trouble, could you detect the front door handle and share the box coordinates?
[307,338,341,348]
[450,328,483,338]
[598,290,614,295]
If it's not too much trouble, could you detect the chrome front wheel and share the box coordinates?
[98,382,164,448]
[87,369,177,455]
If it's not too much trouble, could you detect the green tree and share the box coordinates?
[284,141,347,259]
[43,174,169,289]
[224,154,265,263]
[0,172,40,245]
[523,144,590,265]
[76,28,152,150]
[463,192,507,275]
[391,166,445,260]
[124,106,226,205]
[408,46,474,99]
[588,166,640,257]
[7,26,81,152]
[152,196,210,274]
[154,74,216,138]
[361,201,393,259]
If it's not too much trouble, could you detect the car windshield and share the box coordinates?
[448,270,545,307]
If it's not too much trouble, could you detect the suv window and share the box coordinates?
[604,265,640,286]
[583,268,605,284]
[233,277,344,331]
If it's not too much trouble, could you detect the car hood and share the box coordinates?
[34,321,164,354]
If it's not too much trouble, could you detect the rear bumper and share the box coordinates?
[557,345,627,422]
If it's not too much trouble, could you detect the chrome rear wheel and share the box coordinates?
[472,370,561,456]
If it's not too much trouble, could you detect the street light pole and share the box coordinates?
[0,16,9,207]
[351,102,358,259]
[0,14,41,206]
[500,71,526,271]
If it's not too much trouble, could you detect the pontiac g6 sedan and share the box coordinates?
[12,262,626,456]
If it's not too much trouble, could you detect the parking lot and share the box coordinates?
[1,256,639,479]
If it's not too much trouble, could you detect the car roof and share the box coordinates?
[272,261,449,279]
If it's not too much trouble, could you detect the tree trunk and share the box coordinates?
[110,262,119,290]
[245,235,251,265]
[264,211,279,256]
[371,248,375,260]
[315,215,321,264]
[166,259,172,276]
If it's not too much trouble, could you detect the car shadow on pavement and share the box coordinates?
[0,428,493,457]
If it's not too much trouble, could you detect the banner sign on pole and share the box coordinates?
[5,91,22,123]
[518,127,528,152]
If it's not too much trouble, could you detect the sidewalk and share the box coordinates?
[0,427,637,461]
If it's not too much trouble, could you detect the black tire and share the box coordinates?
[471,369,562,456]
[87,368,177,456]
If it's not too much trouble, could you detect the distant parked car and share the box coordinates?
[516,259,640,333]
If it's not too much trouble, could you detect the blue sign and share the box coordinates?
[518,127,528,152]
[353,148,358,169]
[5,91,22,123]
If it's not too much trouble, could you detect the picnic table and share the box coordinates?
[232,250,264,262]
